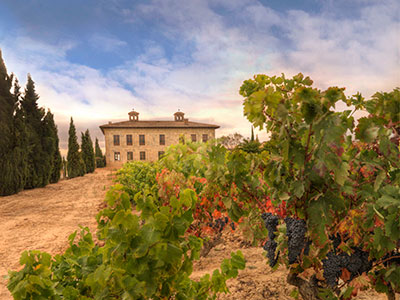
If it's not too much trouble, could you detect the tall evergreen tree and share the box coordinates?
[81,129,95,173]
[21,74,47,188]
[42,110,62,184]
[95,137,106,168]
[0,50,18,195]
[41,111,56,185]
[67,117,86,178]
[11,79,28,192]
[62,156,67,179]
[49,117,62,183]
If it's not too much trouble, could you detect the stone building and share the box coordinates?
[99,110,219,167]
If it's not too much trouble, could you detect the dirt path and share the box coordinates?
[0,168,115,300]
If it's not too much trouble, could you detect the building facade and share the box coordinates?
[99,110,219,167]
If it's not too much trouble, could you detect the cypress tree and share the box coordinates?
[81,132,87,172]
[81,129,95,173]
[21,74,46,188]
[62,156,67,179]
[42,110,62,184]
[49,117,62,183]
[0,50,18,195]
[11,79,28,192]
[95,137,105,168]
[41,111,56,185]
[67,117,86,178]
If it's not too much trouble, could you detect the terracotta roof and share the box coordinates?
[100,120,220,133]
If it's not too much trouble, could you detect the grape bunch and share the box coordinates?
[208,217,230,233]
[262,212,279,239]
[345,247,372,278]
[285,217,307,264]
[263,240,279,267]
[322,252,343,287]
[322,246,372,287]
[261,212,280,267]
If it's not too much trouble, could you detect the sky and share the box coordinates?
[0,0,399,154]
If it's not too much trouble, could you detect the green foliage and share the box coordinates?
[0,49,20,196]
[237,139,262,154]
[22,74,48,189]
[116,161,160,201]
[95,137,106,168]
[8,184,245,299]
[41,111,58,186]
[81,129,96,173]
[12,79,28,191]
[67,118,86,178]
[50,122,62,184]
[0,52,61,194]
[159,142,210,178]
[239,73,400,298]
[0,53,30,195]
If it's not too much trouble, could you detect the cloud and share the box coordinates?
[89,34,128,52]
[0,0,398,153]
[270,1,400,96]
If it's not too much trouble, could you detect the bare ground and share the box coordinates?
[193,230,389,300]
[0,168,115,300]
[0,169,393,300]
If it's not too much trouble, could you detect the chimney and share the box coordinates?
[174,110,185,122]
[128,109,139,121]
[184,118,189,124]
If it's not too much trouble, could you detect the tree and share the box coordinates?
[237,138,261,153]
[50,129,62,183]
[10,79,28,192]
[62,156,67,179]
[218,133,243,150]
[41,111,57,186]
[237,127,261,153]
[67,118,86,178]
[41,110,62,184]
[81,129,95,173]
[21,74,47,188]
[95,137,106,168]
[0,50,19,195]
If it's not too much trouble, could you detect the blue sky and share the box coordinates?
[0,0,399,153]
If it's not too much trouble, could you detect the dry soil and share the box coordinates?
[0,168,114,300]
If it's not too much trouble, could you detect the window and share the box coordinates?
[159,134,165,145]
[140,151,146,160]
[127,151,133,161]
[139,134,145,145]
[126,134,132,146]
[113,135,120,146]
[191,134,197,142]
[114,152,120,161]
[158,151,165,159]
[202,134,208,142]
